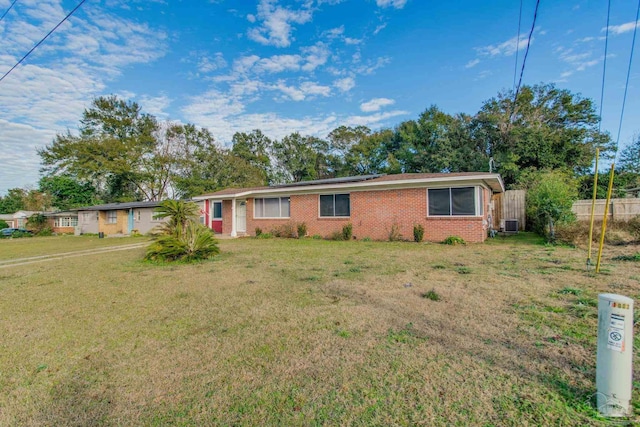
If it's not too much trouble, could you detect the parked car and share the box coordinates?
[0,228,34,236]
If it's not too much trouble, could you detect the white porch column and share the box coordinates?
[230,198,237,237]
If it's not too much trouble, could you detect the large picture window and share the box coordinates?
[54,217,78,227]
[254,197,290,218]
[428,187,477,216]
[320,194,350,217]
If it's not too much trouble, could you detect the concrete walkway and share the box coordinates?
[0,242,149,269]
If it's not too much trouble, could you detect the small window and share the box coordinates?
[428,187,478,216]
[106,211,117,224]
[254,197,290,218]
[136,210,141,221]
[212,202,222,219]
[320,194,350,217]
[152,211,163,221]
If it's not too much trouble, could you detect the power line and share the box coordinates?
[511,0,540,121]
[614,0,640,160]
[512,0,523,91]
[598,0,611,132]
[0,0,87,84]
[0,0,17,23]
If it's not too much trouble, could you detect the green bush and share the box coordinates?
[361,237,372,242]
[341,223,353,240]
[413,224,424,242]
[311,234,323,240]
[0,220,8,229]
[37,227,54,236]
[11,231,33,239]
[443,236,465,245]
[521,170,577,243]
[255,227,262,237]
[145,222,219,262]
[297,222,307,238]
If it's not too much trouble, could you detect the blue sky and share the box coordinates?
[0,0,639,195]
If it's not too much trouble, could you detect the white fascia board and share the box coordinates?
[193,174,504,200]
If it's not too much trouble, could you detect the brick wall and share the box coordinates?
[230,187,490,243]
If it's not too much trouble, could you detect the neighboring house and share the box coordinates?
[193,173,505,243]
[45,211,79,234]
[0,214,16,228]
[75,201,169,236]
[12,211,38,229]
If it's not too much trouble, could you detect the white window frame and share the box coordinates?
[319,193,351,218]
[212,201,222,220]
[106,210,118,224]
[426,186,482,217]
[254,197,290,219]
[54,217,78,227]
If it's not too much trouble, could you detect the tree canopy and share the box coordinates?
[25,84,634,210]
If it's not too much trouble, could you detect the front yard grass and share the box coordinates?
[0,234,638,425]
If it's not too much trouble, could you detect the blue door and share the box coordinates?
[128,209,134,234]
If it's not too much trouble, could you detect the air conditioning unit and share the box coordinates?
[504,219,519,233]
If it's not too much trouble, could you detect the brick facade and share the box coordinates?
[222,186,492,243]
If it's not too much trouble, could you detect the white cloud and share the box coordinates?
[247,13,256,23]
[255,54,302,73]
[605,20,640,35]
[271,80,331,101]
[360,97,395,112]
[198,52,227,73]
[345,110,408,127]
[344,37,362,45]
[373,23,387,35]
[247,0,313,48]
[333,76,355,92]
[139,94,171,119]
[465,59,480,68]
[0,0,169,193]
[301,42,330,71]
[478,34,530,57]
[376,0,407,9]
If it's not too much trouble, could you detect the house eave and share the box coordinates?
[194,174,505,200]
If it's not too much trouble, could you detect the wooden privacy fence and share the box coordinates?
[572,199,640,222]
[492,190,526,231]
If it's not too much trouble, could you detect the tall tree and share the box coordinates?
[231,130,273,183]
[39,96,159,201]
[0,188,26,213]
[618,135,640,174]
[272,133,331,182]
[476,83,613,187]
[38,175,98,210]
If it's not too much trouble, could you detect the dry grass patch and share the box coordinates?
[0,234,639,425]
[0,235,150,261]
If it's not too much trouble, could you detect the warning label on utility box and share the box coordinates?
[607,313,625,352]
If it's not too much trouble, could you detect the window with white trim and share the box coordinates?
[254,197,290,218]
[320,194,350,217]
[106,210,117,224]
[428,187,478,216]
[54,217,78,227]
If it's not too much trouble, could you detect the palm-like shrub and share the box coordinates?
[145,200,219,263]
[153,200,201,237]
